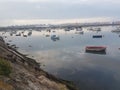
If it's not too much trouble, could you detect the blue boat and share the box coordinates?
[93,35,102,38]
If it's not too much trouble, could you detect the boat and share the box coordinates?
[52,30,56,32]
[46,29,51,32]
[88,27,93,30]
[16,33,21,36]
[75,31,84,34]
[111,28,120,32]
[76,27,82,31]
[87,27,93,31]
[64,28,70,31]
[28,31,32,36]
[23,35,27,37]
[93,28,101,31]
[93,35,102,38]
[85,46,106,53]
[51,35,59,40]
[45,34,50,37]
[87,27,101,32]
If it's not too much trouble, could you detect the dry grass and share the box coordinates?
[0,80,14,90]
[38,75,69,90]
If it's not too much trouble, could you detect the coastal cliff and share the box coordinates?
[0,36,77,90]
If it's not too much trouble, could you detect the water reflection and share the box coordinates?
[58,68,120,90]
[85,51,106,55]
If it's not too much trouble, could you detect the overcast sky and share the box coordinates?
[0,0,120,26]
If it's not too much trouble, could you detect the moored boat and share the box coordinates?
[75,31,84,34]
[111,29,120,32]
[93,35,102,38]
[51,35,59,40]
[93,28,101,31]
[85,46,106,53]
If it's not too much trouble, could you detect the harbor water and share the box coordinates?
[1,26,120,90]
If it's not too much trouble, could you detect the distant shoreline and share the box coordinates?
[0,21,120,32]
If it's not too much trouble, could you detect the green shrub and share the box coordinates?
[0,58,12,76]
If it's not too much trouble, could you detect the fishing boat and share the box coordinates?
[85,46,106,53]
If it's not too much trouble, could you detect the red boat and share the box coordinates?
[85,46,106,53]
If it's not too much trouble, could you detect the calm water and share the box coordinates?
[1,26,120,90]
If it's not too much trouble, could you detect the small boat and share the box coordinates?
[111,29,120,32]
[52,30,56,32]
[28,31,32,36]
[51,35,59,40]
[87,27,101,32]
[46,29,51,32]
[93,35,102,38]
[76,27,82,31]
[87,27,93,31]
[75,31,84,34]
[93,28,101,31]
[16,33,21,36]
[45,34,50,37]
[23,35,27,37]
[88,27,93,30]
[85,46,106,53]
[64,28,70,31]
[10,33,13,36]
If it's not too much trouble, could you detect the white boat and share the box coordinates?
[16,33,21,36]
[76,27,82,31]
[87,27,101,31]
[87,27,93,31]
[51,35,59,40]
[93,28,101,31]
[75,31,84,34]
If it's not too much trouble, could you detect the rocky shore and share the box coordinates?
[0,36,77,90]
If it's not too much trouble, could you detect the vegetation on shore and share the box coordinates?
[0,58,13,90]
[0,58,12,76]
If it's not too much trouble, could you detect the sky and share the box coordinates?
[0,0,120,26]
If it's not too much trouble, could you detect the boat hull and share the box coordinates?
[85,46,106,54]
[93,35,102,38]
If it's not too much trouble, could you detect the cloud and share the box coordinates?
[0,0,120,5]
[0,0,118,3]
[0,0,120,26]
[0,17,114,26]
